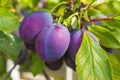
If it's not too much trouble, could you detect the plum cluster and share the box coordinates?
[19,11,100,71]
[19,11,70,70]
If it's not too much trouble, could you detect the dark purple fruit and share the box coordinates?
[45,59,63,70]
[17,48,28,64]
[101,45,113,53]
[24,41,35,51]
[35,23,70,62]
[69,29,83,61]
[64,53,76,71]
[19,11,53,42]
[69,29,98,61]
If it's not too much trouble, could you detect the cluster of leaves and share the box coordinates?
[0,0,120,80]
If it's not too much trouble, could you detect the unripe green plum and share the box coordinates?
[35,23,70,62]
[19,11,53,42]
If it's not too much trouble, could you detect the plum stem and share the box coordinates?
[90,16,114,22]
[42,69,50,80]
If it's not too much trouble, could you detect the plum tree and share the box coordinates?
[35,23,70,62]
[45,59,63,70]
[69,29,98,61]
[64,52,76,71]
[19,11,53,42]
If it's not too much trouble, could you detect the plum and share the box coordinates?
[69,29,83,61]
[17,48,28,64]
[101,45,113,53]
[19,11,53,42]
[35,23,70,62]
[69,29,98,61]
[45,59,63,70]
[24,41,35,51]
[64,52,76,71]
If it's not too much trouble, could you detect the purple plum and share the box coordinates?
[69,29,98,61]
[101,45,113,53]
[35,23,70,62]
[64,52,76,71]
[69,29,83,61]
[45,59,63,70]
[19,11,53,42]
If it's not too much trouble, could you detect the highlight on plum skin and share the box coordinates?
[35,23,70,62]
[19,11,53,42]
[69,29,98,61]
[45,59,63,71]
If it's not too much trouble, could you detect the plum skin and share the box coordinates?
[69,29,98,61]
[69,29,83,61]
[35,23,70,62]
[45,59,63,70]
[64,52,76,71]
[19,11,53,42]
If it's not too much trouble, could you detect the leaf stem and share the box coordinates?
[90,16,114,22]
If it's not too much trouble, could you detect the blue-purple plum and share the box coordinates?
[64,52,76,71]
[35,23,70,62]
[69,29,83,61]
[17,48,28,64]
[45,59,63,70]
[24,41,35,51]
[101,45,113,53]
[19,11,53,42]
[69,29,98,61]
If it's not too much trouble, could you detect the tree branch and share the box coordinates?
[42,69,50,80]
[90,16,114,22]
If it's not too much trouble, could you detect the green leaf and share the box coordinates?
[76,31,112,80]
[0,8,19,33]
[104,27,120,43]
[0,55,6,75]
[0,0,13,8]
[88,26,120,48]
[107,54,120,80]
[50,1,67,15]
[30,52,44,76]
[102,20,120,29]
[0,31,21,60]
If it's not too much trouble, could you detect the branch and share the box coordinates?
[42,70,50,80]
[90,16,114,22]
[3,63,17,80]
